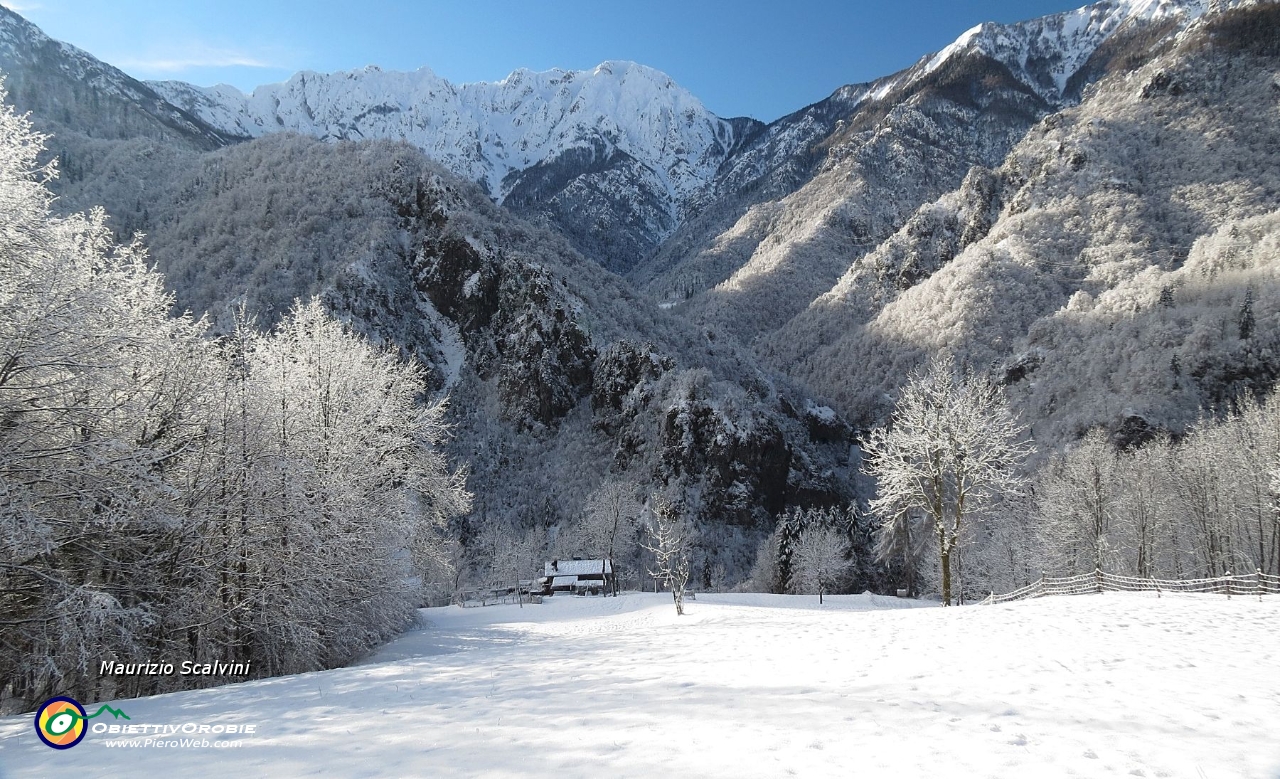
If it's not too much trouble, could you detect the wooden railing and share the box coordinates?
[457,590,542,608]
[982,568,1280,605]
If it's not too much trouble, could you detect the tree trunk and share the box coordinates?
[940,547,953,606]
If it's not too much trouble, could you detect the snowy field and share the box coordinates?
[1,592,1278,778]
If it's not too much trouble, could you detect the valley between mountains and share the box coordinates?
[0,0,1277,725]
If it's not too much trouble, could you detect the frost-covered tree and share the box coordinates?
[472,521,549,602]
[747,525,782,593]
[1273,460,1280,520]
[864,355,1031,605]
[748,504,866,596]
[774,507,805,593]
[791,526,849,604]
[964,493,1041,597]
[1272,460,1280,564]
[1167,419,1234,578]
[223,299,471,669]
[581,481,640,595]
[1110,442,1171,578]
[0,85,215,706]
[643,494,693,615]
[1024,389,1280,584]
[1219,396,1280,577]
[1036,431,1121,575]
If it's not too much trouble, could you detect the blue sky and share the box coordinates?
[4,1,1086,121]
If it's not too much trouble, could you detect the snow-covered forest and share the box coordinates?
[859,356,1280,606]
[760,8,1280,446]
[0,96,470,708]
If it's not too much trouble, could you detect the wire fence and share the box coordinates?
[981,568,1280,605]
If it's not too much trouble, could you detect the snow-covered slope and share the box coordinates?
[760,0,1280,443]
[2,593,1276,777]
[150,62,759,271]
[153,62,742,206]
[921,0,1210,101]
[631,0,1219,332]
[0,6,230,148]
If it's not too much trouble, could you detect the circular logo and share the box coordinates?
[34,697,88,749]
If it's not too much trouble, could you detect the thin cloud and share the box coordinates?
[0,1,43,11]
[117,43,277,74]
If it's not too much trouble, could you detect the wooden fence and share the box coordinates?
[982,568,1280,605]
[457,590,542,608]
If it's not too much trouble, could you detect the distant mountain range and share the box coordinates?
[146,0,1214,279]
[150,62,762,274]
[0,0,1226,278]
[0,0,1220,276]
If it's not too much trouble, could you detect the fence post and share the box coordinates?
[1095,566,1103,594]
[1258,568,1264,602]
[1039,572,1046,598]
[1226,571,1232,600]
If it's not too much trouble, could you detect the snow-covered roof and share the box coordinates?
[545,559,612,576]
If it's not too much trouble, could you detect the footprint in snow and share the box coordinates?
[1007,734,1027,746]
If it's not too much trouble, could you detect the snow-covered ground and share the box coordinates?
[1,592,1277,778]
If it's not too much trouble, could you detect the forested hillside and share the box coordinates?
[629,0,1214,339]
[40,126,864,601]
[763,3,1280,446]
[0,96,471,709]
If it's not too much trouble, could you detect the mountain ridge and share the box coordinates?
[0,5,235,149]
[149,60,764,273]
[149,60,760,206]
[630,0,1220,313]
[1,0,1224,278]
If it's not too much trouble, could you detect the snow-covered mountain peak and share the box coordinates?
[150,60,741,211]
[923,0,1210,100]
